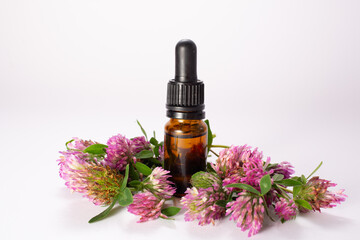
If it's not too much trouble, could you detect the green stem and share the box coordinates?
[307,161,323,179]
[276,188,291,200]
[209,149,219,157]
[262,196,275,222]
[278,185,293,194]
[227,190,234,201]
[211,145,230,148]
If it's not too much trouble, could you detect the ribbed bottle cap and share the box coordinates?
[166,39,205,119]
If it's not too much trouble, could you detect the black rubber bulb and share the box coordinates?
[175,39,197,83]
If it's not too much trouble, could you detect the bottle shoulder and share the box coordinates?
[165,119,207,137]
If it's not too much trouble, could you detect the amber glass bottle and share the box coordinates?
[164,39,207,196]
[164,119,207,196]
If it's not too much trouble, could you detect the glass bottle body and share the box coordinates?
[164,118,207,197]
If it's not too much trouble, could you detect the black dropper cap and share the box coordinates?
[166,39,205,119]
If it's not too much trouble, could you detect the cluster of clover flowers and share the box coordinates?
[57,121,346,237]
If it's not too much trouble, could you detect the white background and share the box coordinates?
[1,0,359,239]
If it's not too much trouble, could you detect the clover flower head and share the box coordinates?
[240,153,273,191]
[127,191,167,222]
[58,147,123,206]
[272,161,295,179]
[104,134,132,171]
[213,145,247,179]
[298,176,347,212]
[190,171,222,189]
[104,134,150,171]
[66,137,96,151]
[131,136,151,154]
[143,167,176,199]
[180,185,226,226]
[212,145,273,192]
[274,198,297,221]
[226,192,265,237]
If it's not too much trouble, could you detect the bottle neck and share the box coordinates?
[166,109,205,120]
[169,118,203,124]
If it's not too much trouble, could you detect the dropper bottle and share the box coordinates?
[164,39,207,197]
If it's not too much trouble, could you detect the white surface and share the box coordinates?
[1,0,359,239]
